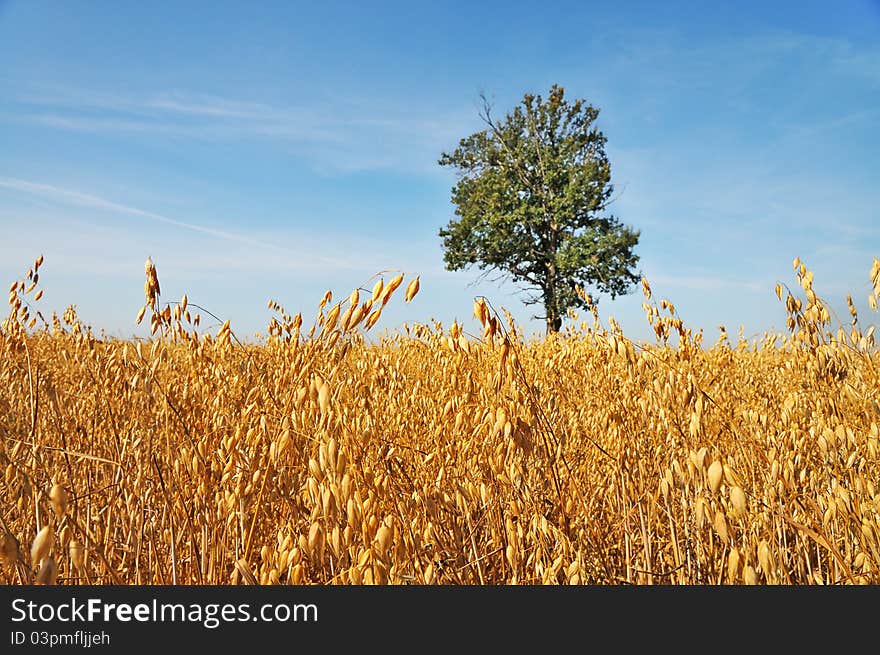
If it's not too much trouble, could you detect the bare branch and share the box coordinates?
[479,93,537,195]
[605,181,628,208]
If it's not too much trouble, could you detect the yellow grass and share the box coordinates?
[0,254,879,585]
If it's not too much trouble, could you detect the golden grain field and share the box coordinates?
[1,254,879,585]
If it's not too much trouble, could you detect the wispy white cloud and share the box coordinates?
[588,27,880,135]
[14,113,185,135]
[17,89,299,121]
[0,176,355,269]
[646,272,768,293]
[5,88,475,174]
[147,94,272,119]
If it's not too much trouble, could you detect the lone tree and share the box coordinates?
[439,84,641,334]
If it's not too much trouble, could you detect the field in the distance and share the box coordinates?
[1,255,879,585]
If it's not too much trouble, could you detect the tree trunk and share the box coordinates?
[544,281,561,334]
[545,248,561,335]
[545,216,560,335]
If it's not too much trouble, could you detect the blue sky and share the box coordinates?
[1,0,878,343]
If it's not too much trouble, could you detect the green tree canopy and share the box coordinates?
[439,84,641,334]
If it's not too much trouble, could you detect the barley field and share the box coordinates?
[1,255,879,585]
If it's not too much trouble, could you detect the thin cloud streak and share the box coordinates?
[7,89,473,174]
[17,89,293,121]
[646,273,768,293]
[0,176,354,269]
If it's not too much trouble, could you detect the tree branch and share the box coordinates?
[479,93,537,197]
